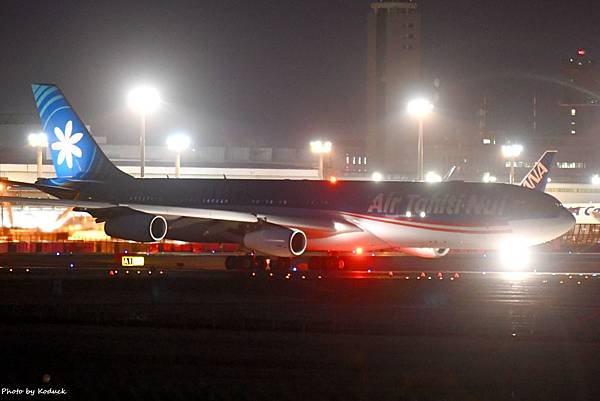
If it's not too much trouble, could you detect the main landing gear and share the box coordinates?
[225,255,346,271]
[306,256,346,271]
[225,255,268,270]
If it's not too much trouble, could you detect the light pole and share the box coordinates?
[128,86,161,178]
[407,98,434,181]
[501,144,523,184]
[166,134,191,178]
[28,132,48,178]
[310,140,332,180]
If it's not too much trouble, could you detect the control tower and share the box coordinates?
[366,1,422,177]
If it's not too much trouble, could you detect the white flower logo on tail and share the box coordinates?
[51,120,83,169]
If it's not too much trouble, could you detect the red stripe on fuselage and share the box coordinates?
[343,211,507,228]
[344,212,512,235]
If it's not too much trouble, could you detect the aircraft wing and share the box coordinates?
[124,204,259,223]
[103,204,359,234]
[0,196,359,234]
[0,196,259,222]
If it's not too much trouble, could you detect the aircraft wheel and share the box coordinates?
[225,256,253,270]
[271,258,290,272]
[309,256,324,270]
[236,256,252,270]
[324,257,339,270]
[254,256,268,270]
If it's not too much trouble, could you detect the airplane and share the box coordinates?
[565,204,600,223]
[0,84,575,270]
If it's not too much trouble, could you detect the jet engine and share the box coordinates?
[104,214,168,242]
[399,247,450,259]
[243,227,307,257]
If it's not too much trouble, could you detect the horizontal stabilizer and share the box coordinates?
[0,178,78,198]
[0,196,112,209]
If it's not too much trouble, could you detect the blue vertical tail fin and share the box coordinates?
[31,83,131,182]
[520,150,557,191]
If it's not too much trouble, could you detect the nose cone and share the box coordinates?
[543,207,576,243]
[509,206,575,246]
[558,206,576,235]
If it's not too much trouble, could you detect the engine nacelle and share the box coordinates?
[104,214,168,243]
[399,247,450,259]
[243,227,307,257]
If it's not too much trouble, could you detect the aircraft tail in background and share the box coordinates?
[519,150,557,192]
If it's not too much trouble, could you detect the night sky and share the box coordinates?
[0,0,598,147]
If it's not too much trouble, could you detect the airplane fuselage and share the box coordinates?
[65,178,574,252]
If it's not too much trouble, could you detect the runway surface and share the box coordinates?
[2,251,600,272]
[1,253,600,400]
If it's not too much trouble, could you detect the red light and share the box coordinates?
[329,176,337,184]
[578,48,586,56]
[355,247,364,255]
